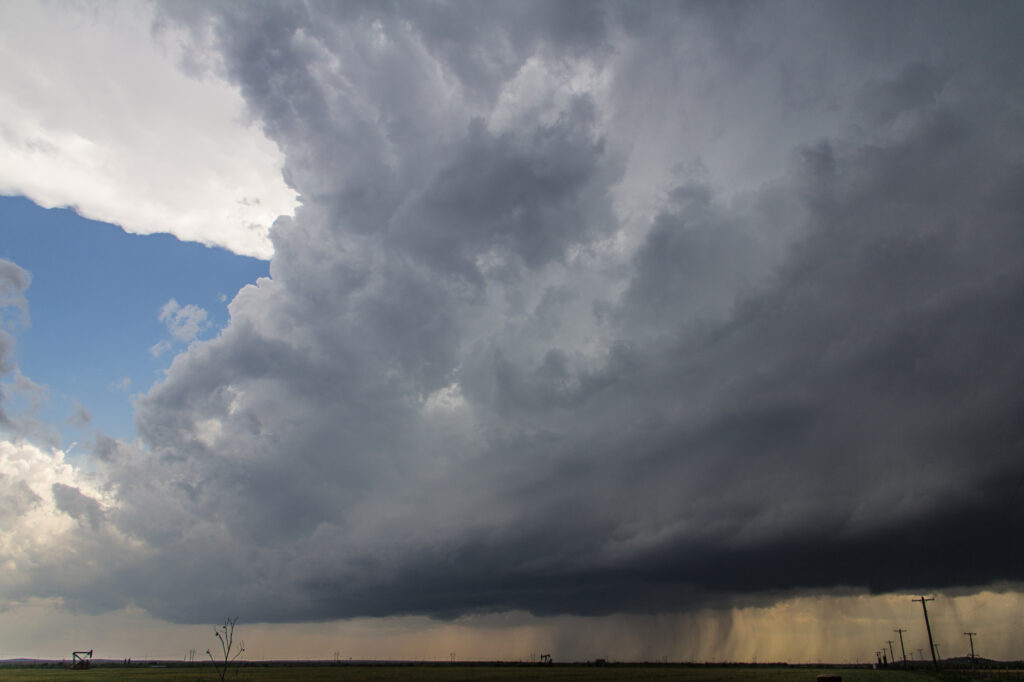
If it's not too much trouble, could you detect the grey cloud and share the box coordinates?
[854,62,949,129]
[35,0,1022,624]
[0,259,34,434]
[392,102,616,282]
[52,482,105,530]
[2,369,61,447]
[0,259,30,304]
[0,259,29,377]
[90,433,123,462]
[0,474,41,523]
[158,299,209,343]
[619,182,800,337]
[151,299,210,357]
[68,400,92,428]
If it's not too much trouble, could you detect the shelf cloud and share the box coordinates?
[2,0,1023,630]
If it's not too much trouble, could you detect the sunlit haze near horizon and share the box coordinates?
[1,0,1023,664]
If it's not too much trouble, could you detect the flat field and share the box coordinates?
[0,664,959,682]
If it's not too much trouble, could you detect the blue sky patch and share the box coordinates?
[0,195,269,444]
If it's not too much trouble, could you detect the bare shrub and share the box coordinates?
[206,617,245,682]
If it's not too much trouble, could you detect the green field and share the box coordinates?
[0,664,981,682]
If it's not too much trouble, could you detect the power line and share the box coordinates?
[964,632,977,662]
[913,596,939,671]
[894,628,908,666]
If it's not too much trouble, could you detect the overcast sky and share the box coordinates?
[1,0,1023,663]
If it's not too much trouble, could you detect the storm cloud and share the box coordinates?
[5,1,1024,628]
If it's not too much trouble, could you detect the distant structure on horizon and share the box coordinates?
[72,650,92,669]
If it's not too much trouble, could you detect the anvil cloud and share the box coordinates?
[2,0,1023,631]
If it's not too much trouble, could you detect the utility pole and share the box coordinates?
[914,596,939,670]
[964,632,977,662]
[934,643,941,661]
[886,640,895,665]
[894,628,908,666]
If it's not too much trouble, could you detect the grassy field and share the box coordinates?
[0,663,975,682]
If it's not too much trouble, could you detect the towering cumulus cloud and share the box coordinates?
[9,1,1024,627]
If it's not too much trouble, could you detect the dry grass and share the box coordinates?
[0,662,953,682]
